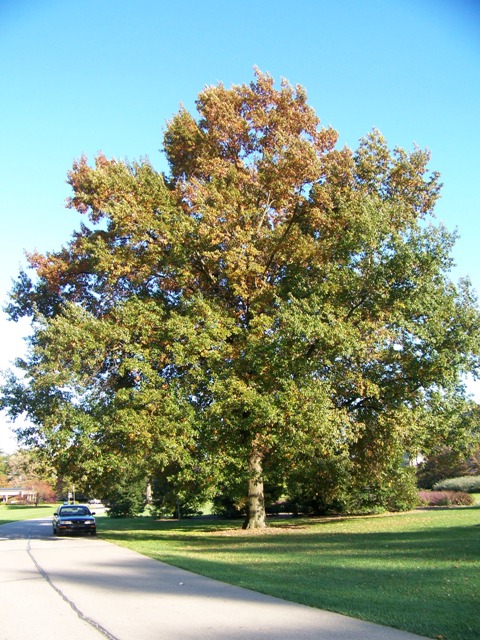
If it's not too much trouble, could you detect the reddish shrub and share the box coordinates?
[418,490,474,506]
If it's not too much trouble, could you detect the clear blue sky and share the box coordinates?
[1,0,479,452]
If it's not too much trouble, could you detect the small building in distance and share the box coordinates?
[0,487,37,503]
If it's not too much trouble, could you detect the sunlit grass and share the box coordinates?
[0,503,57,524]
[98,508,480,640]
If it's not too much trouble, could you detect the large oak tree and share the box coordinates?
[2,71,480,527]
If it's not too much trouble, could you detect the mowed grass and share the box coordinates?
[98,508,480,640]
[0,503,57,524]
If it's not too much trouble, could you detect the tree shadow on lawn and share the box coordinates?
[97,512,480,639]
[99,509,480,554]
[99,512,480,597]
[104,524,479,640]
[101,523,479,566]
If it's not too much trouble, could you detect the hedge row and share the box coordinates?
[432,476,480,493]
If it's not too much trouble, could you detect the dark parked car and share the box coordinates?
[52,504,97,536]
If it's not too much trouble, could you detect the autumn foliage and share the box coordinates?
[2,71,479,527]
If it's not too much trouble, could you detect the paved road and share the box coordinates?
[1,518,428,640]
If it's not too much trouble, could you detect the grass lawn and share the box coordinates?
[97,507,480,640]
[0,503,57,524]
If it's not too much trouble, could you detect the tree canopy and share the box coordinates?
[2,70,480,527]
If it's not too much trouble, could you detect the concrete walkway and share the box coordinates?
[0,518,428,640]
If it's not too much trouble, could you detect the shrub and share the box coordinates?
[418,490,475,506]
[150,479,204,519]
[149,464,218,519]
[104,477,147,518]
[377,466,420,512]
[345,466,420,514]
[432,476,480,493]
[416,447,480,489]
[283,454,420,516]
[285,454,351,516]
[211,493,246,518]
[210,472,249,518]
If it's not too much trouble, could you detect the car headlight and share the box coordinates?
[61,520,73,524]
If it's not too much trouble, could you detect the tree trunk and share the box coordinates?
[145,481,152,505]
[243,449,266,529]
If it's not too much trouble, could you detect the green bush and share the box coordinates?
[433,476,480,493]
[150,474,205,519]
[345,466,420,514]
[103,477,147,518]
[383,466,421,511]
[285,454,351,516]
[149,461,223,519]
[284,454,420,516]
[211,493,246,518]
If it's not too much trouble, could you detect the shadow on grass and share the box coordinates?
[98,510,480,554]
[97,510,480,640]
[100,523,480,565]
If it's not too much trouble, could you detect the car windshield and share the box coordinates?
[59,506,91,516]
